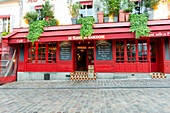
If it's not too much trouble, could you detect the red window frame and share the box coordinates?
[150,41,156,62]
[116,41,124,63]
[27,42,57,64]
[38,43,46,63]
[138,40,148,63]
[127,41,136,63]
[28,44,36,63]
[48,42,57,63]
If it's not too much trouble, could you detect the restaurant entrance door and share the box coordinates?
[75,41,94,71]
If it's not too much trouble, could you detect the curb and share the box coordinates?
[0,86,170,89]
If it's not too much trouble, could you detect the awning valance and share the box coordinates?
[80,1,93,5]
[34,5,42,10]
[0,15,10,18]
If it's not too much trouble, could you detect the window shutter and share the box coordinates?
[10,15,15,32]
[0,19,3,32]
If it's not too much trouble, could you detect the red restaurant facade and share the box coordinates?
[1,19,170,81]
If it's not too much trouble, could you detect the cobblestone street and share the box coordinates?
[0,88,169,113]
[0,79,169,113]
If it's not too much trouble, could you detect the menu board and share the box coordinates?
[96,40,113,60]
[59,41,72,61]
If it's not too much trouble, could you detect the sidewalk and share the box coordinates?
[0,79,169,89]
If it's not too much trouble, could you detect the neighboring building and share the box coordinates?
[0,0,20,33]
[0,0,170,83]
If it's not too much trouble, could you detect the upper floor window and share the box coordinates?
[0,15,10,33]
[79,1,93,17]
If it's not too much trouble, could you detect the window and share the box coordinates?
[48,42,57,63]
[150,41,156,62]
[0,17,10,32]
[138,40,148,62]
[28,44,36,63]
[79,2,93,17]
[28,42,57,63]
[38,43,46,63]
[116,41,124,63]
[127,41,136,63]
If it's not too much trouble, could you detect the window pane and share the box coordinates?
[132,52,136,57]
[127,52,131,57]
[138,46,142,51]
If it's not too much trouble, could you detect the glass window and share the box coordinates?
[38,43,46,63]
[150,41,156,63]
[127,41,136,63]
[79,5,92,17]
[116,41,124,63]
[48,42,57,63]
[138,40,148,63]
[28,44,36,63]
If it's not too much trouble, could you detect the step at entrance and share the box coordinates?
[70,71,97,81]
[150,73,167,79]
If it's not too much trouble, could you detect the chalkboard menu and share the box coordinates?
[96,40,113,60]
[59,41,72,61]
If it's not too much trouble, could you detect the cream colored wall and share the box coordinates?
[22,0,71,27]
[154,2,169,19]
[0,2,20,32]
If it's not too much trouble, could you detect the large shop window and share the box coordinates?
[48,42,57,63]
[28,42,57,63]
[38,43,46,63]
[28,44,36,63]
[116,40,148,63]
[138,40,148,62]
[116,41,124,63]
[127,41,136,63]
[165,38,170,60]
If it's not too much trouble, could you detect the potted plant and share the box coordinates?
[101,0,121,22]
[23,11,38,24]
[104,13,109,23]
[144,0,160,20]
[94,0,104,23]
[67,1,82,24]
[124,8,132,21]
[41,0,54,22]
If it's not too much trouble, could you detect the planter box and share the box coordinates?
[104,17,109,23]
[125,12,131,21]
[71,17,77,24]
[113,15,118,22]
[119,10,125,22]
[97,12,104,23]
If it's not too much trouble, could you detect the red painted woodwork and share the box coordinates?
[0,75,16,84]
[0,15,10,18]
[150,39,158,72]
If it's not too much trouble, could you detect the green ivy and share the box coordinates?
[129,14,150,39]
[77,17,95,39]
[1,32,11,36]
[26,20,48,44]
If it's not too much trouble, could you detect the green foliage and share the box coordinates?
[1,32,11,36]
[144,0,160,8]
[101,0,121,15]
[41,0,54,18]
[48,18,58,26]
[129,14,151,39]
[67,0,83,17]
[104,13,109,17]
[23,12,38,23]
[26,20,48,43]
[77,17,95,39]
[124,8,132,13]
[25,0,58,43]
[122,0,136,13]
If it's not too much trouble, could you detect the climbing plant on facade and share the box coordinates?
[25,0,58,43]
[77,17,95,39]
[26,20,48,43]
[129,14,151,39]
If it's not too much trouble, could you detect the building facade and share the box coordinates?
[0,0,170,83]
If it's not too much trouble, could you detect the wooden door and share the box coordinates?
[150,39,158,72]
